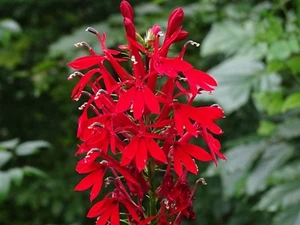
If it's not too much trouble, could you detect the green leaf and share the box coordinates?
[276,118,300,139]
[272,205,300,225]
[0,171,11,203]
[0,151,12,168]
[0,138,20,150]
[15,140,50,156]
[206,141,266,197]
[7,168,24,186]
[253,92,283,116]
[267,40,293,61]
[270,161,300,184]
[286,56,300,74]
[201,21,254,56]
[257,120,276,136]
[267,60,285,73]
[197,57,264,113]
[22,166,47,178]
[246,143,294,195]
[257,181,300,212]
[282,92,300,112]
[0,19,21,33]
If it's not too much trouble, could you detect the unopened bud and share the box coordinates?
[85,27,98,35]
[120,0,134,21]
[166,8,184,38]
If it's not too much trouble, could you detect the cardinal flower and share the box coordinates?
[116,85,160,119]
[121,133,167,171]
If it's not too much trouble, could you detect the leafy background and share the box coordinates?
[0,0,300,225]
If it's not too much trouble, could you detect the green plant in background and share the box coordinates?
[0,139,49,203]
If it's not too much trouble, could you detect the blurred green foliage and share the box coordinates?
[0,0,299,225]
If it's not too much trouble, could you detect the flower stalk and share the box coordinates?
[68,1,226,224]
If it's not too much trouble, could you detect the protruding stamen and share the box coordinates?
[74,41,92,50]
[94,89,107,100]
[131,55,137,65]
[157,31,164,37]
[86,27,98,35]
[78,102,88,110]
[196,177,207,185]
[88,122,104,129]
[68,71,84,80]
[184,40,200,48]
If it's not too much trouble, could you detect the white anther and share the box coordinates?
[78,102,88,110]
[131,56,137,65]
[190,41,200,47]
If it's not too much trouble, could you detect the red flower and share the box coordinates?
[121,133,167,171]
[116,85,160,119]
[88,190,141,225]
[173,142,212,176]
[69,1,226,224]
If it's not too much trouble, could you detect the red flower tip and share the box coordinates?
[123,17,136,39]
[174,30,188,43]
[120,0,134,22]
[166,8,184,38]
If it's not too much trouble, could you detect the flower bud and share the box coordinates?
[120,0,134,22]
[123,17,136,39]
[174,30,188,43]
[166,8,184,38]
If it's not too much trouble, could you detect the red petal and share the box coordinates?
[72,68,100,100]
[176,146,198,174]
[87,196,113,218]
[90,169,106,202]
[180,143,212,161]
[75,168,104,191]
[173,149,183,176]
[68,55,105,70]
[110,203,120,225]
[174,108,184,136]
[113,165,138,185]
[146,138,167,163]
[116,87,136,113]
[183,69,217,91]
[122,200,141,222]
[95,208,112,225]
[135,138,148,171]
[133,89,144,119]
[121,136,139,166]
[143,86,160,114]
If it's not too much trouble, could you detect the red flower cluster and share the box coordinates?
[68,1,225,224]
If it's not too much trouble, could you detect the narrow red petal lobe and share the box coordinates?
[143,86,160,114]
[177,146,198,174]
[116,87,136,113]
[68,55,104,70]
[181,143,212,161]
[95,209,112,225]
[133,89,145,119]
[146,138,167,163]
[110,203,120,225]
[87,197,113,218]
[121,136,139,166]
[90,169,106,202]
[135,138,148,171]
[173,149,183,176]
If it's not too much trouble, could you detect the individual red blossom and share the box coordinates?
[69,1,226,224]
[121,134,167,171]
[88,190,142,224]
[116,85,160,119]
[173,142,213,176]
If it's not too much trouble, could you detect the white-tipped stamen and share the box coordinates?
[78,102,88,110]
[131,55,138,65]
